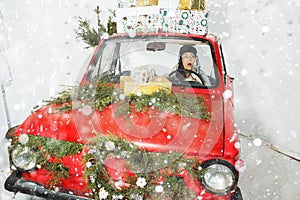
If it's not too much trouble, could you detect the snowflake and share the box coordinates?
[19,134,29,145]
[99,187,109,199]
[119,93,126,100]
[86,162,92,168]
[253,138,263,147]
[155,185,164,193]
[114,180,124,190]
[112,194,124,199]
[89,175,95,184]
[81,104,93,116]
[130,194,143,200]
[120,151,130,158]
[136,177,147,188]
[105,141,115,151]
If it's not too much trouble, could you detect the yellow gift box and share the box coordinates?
[180,0,206,10]
[120,76,172,95]
[137,0,158,7]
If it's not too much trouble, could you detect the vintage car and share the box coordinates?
[4,31,243,199]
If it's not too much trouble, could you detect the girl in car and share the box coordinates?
[176,45,211,85]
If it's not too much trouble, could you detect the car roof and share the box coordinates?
[106,32,221,43]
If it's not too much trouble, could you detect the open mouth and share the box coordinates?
[186,63,193,68]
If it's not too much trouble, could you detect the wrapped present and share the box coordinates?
[130,65,155,83]
[191,0,206,10]
[137,0,158,7]
[116,6,162,33]
[118,0,137,8]
[161,9,209,35]
[179,0,191,10]
[120,76,172,95]
[118,0,159,8]
[179,0,206,10]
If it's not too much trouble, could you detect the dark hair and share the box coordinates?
[179,45,197,56]
[176,56,186,79]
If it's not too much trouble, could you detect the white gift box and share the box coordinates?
[115,4,209,35]
[117,0,177,9]
[130,65,155,83]
[116,6,162,33]
[161,9,209,35]
[118,0,137,8]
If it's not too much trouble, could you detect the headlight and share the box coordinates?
[11,146,37,171]
[200,159,238,195]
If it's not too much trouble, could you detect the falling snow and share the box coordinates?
[0,0,300,200]
[253,138,263,147]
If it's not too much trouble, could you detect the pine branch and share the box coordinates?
[74,6,116,49]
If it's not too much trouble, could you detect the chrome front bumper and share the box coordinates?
[4,171,89,200]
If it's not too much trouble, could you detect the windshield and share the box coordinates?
[86,35,219,88]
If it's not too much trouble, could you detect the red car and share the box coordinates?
[5,32,243,199]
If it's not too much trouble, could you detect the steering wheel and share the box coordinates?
[168,69,206,85]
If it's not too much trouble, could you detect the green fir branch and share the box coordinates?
[83,134,205,199]
[46,83,210,120]
[11,132,207,199]
[11,134,83,187]
[74,6,116,49]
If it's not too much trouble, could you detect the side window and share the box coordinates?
[98,43,117,75]
[88,42,118,82]
[197,44,217,84]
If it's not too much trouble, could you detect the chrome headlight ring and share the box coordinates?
[11,145,37,171]
[200,159,239,195]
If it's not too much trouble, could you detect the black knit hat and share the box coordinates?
[179,45,197,56]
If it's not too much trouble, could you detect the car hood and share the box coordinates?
[15,95,224,158]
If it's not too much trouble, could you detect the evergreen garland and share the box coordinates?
[11,133,206,199]
[46,83,210,120]
[126,90,210,119]
[11,134,83,185]
[84,134,206,199]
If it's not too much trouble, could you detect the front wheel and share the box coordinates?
[232,187,243,200]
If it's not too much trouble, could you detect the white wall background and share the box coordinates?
[0,0,299,155]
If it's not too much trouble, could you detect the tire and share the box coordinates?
[232,187,243,200]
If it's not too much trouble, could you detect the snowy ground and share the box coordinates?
[1,135,299,200]
[238,135,300,200]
